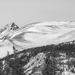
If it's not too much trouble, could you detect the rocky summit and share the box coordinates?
[0,21,75,75]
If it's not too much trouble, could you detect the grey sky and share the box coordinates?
[0,0,75,28]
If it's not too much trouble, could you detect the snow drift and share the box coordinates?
[6,21,75,49]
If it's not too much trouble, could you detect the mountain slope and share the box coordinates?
[0,21,75,75]
[0,22,19,40]
[6,21,75,50]
[0,40,75,75]
[0,23,19,58]
[0,21,75,58]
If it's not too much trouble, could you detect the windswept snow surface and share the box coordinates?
[7,21,75,49]
[0,21,75,58]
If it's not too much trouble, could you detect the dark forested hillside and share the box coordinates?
[0,40,75,75]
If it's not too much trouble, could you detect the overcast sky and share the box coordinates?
[0,0,75,28]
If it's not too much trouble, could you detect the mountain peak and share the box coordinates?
[0,22,19,34]
[10,22,19,30]
[4,22,19,30]
[0,22,19,41]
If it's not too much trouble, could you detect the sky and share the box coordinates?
[0,0,75,28]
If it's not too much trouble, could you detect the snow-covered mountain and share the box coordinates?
[5,21,75,50]
[0,21,75,57]
[0,22,19,58]
[0,21,75,75]
[0,22,19,39]
[0,22,19,44]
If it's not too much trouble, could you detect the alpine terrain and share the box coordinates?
[0,21,75,75]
